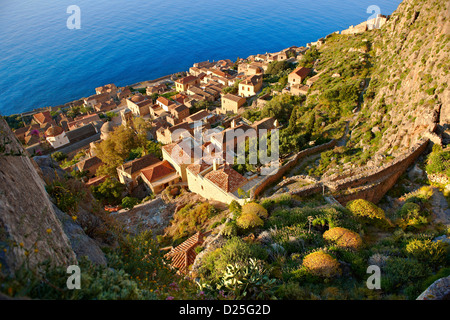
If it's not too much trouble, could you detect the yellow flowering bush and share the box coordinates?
[302,251,341,278]
[323,227,362,251]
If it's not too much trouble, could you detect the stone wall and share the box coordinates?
[259,138,429,205]
[325,139,429,205]
[325,139,429,192]
[250,139,337,199]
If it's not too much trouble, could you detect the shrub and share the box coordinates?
[405,239,448,268]
[302,251,341,278]
[395,202,428,230]
[425,145,450,178]
[121,196,139,210]
[198,237,255,281]
[323,227,363,251]
[46,179,86,215]
[236,212,264,230]
[381,257,431,292]
[346,199,392,228]
[168,202,217,240]
[217,259,276,300]
[51,151,67,162]
[241,202,268,219]
[91,178,125,205]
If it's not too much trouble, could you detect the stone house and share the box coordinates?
[290,84,310,96]
[156,121,192,145]
[288,67,311,85]
[76,156,103,178]
[126,94,152,117]
[33,111,53,126]
[175,75,200,92]
[156,96,176,111]
[95,84,118,98]
[116,154,161,190]
[84,92,110,109]
[67,114,101,131]
[238,75,263,97]
[186,161,248,205]
[146,83,166,95]
[45,125,70,149]
[94,99,117,113]
[221,93,246,114]
[140,160,180,194]
[162,138,199,182]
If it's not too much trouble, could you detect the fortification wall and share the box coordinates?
[326,139,429,192]
[250,139,336,199]
[259,138,429,205]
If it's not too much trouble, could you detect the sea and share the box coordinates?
[0,0,402,116]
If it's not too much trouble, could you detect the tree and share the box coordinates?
[122,196,140,210]
[91,178,125,205]
[95,124,149,177]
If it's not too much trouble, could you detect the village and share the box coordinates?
[10,42,328,207]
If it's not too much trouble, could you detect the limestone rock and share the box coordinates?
[53,204,107,266]
[416,276,450,300]
[0,119,77,274]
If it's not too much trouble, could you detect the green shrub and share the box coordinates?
[46,179,86,215]
[395,202,428,230]
[198,237,259,281]
[121,196,139,210]
[381,257,431,292]
[425,146,450,178]
[405,239,449,268]
[346,199,392,229]
[51,151,67,162]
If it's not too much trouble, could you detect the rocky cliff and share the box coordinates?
[0,119,77,274]
[364,0,449,154]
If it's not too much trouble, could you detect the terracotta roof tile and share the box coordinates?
[33,111,53,125]
[119,154,160,175]
[165,231,208,274]
[140,160,176,183]
[204,164,248,193]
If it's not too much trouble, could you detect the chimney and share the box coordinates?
[213,158,218,171]
[231,119,236,128]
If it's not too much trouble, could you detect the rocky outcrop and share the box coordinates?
[416,276,450,300]
[53,204,107,266]
[365,0,449,156]
[0,119,77,274]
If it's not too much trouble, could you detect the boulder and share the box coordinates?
[416,276,450,300]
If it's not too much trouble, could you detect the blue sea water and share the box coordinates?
[0,0,402,116]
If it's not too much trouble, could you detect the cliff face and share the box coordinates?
[365,0,449,154]
[0,119,77,274]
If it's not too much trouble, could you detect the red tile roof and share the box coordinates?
[187,160,211,175]
[204,164,248,193]
[118,154,160,175]
[140,160,176,183]
[33,111,53,125]
[175,75,198,84]
[164,231,207,274]
[290,67,311,80]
